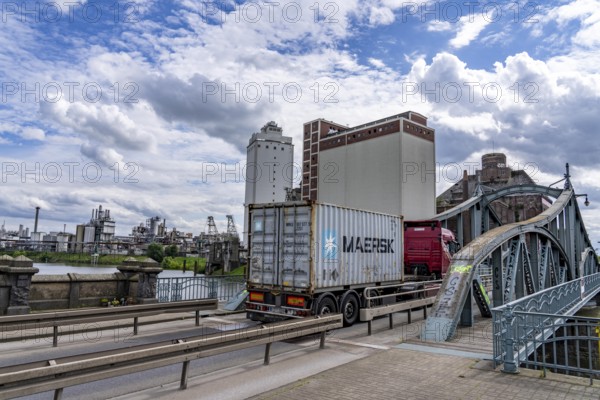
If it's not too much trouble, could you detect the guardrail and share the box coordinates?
[0,299,218,347]
[493,273,600,374]
[0,314,343,400]
[361,281,441,335]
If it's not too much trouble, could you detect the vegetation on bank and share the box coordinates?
[160,256,206,273]
[0,248,245,276]
[209,265,246,276]
[0,250,143,265]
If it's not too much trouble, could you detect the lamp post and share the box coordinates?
[575,194,590,207]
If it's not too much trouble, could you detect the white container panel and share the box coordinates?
[249,206,279,286]
[280,205,311,289]
[313,203,402,289]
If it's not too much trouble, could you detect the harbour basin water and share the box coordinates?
[33,263,201,278]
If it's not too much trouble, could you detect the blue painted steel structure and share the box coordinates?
[424,166,599,350]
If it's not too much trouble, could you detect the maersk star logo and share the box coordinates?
[323,230,337,260]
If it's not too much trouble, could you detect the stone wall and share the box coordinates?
[29,273,139,311]
[0,256,161,314]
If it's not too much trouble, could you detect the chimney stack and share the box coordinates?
[34,206,40,233]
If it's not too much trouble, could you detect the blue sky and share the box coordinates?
[0,0,599,245]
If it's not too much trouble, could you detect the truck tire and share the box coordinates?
[339,291,359,326]
[314,294,337,315]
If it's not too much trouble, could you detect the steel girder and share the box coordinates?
[424,189,578,341]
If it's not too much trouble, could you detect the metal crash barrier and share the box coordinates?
[0,299,218,347]
[0,314,342,400]
[361,281,440,335]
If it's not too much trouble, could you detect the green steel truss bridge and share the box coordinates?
[424,165,600,372]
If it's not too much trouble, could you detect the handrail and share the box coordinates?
[0,299,218,347]
[360,281,440,335]
[0,315,343,399]
[492,273,600,373]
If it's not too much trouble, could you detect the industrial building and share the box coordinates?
[199,215,240,274]
[436,152,551,243]
[131,216,167,243]
[302,111,436,220]
[75,205,116,252]
[244,121,294,238]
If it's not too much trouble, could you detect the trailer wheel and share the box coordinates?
[340,291,359,326]
[314,295,337,316]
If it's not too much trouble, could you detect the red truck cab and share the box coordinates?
[404,220,459,279]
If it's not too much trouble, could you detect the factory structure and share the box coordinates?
[131,216,168,242]
[301,111,436,219]
[244,121,294,237]
[198,215,241,274]
[74,205,116,251]
[0,205,116,252]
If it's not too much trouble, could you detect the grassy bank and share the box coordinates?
[161,256,206,273]
[0,250,245,276]
[0,251,143,265]
[0,251,209,272]
[210,265,246,276]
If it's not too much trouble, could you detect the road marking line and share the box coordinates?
[328,338,390,350]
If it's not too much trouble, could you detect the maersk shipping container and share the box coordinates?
[248,202,403,294]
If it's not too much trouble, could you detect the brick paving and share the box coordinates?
[251,348,600,400]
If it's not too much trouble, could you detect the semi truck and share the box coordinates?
[403,220,459,280]
[245,201,455,326]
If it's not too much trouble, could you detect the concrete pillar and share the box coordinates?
[136,258,163,304]
[118,257,162,304]
[0,255,39,315]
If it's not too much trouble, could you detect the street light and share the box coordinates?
[575,194,590,207]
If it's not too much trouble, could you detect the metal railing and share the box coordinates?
[493,273,600,374]
[360,281,441,335]
[157,275,246,302]
[0,299,217,347]
[0,315,343,400]
[506,313,600,383]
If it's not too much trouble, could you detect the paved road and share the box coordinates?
[1,310,407,400]
[5,308,597,400]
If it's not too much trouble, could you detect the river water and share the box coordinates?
[33,262,200,278]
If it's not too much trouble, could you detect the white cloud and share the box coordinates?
[368,6,395,26]
[428,20,453,32]
[368,58,386,68]
[20,127,45,141]
[449,14,491,49]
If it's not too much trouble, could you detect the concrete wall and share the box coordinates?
[318,134,403,215]
[400,133,436,220]
[29,273,138,311]
[316,131,436,220]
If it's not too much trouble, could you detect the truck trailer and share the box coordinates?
[246,201,408,326]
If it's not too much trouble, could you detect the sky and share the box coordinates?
[0,0,599,246]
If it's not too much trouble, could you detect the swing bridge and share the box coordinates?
[424,164,600,374]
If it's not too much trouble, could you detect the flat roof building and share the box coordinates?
[301,111,436,220]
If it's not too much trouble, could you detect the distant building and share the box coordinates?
[244,121,294,238]
[436,153,551,242]
[301,111,436,220]
[75,205,116,252]
[131,216,167,243]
